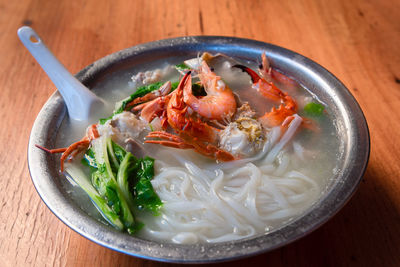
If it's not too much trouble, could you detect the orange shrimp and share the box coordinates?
[131,82,174,129]
[125,81,171,110]
[259,53,298,88]
[234,64,297,128]
[132,95,171,128]
[183,60,236,121]
[145,72,235,162]
[36,124,99,171]
[259,52,272,82]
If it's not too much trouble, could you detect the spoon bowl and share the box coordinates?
[18,26,104,121]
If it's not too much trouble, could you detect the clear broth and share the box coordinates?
[56,56,343,242]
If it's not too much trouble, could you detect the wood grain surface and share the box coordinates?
[1,0,399,266]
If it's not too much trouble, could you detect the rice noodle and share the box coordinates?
[293,141,305,161]
[264,114,303,164]
[137,118,320,243]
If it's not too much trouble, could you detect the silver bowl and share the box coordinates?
[27,36,370,263]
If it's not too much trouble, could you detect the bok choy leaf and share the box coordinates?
[130,156,162,215]
[65,164,124,230]
[78,136,162,234]
[80,136,137,233]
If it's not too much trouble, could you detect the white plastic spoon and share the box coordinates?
[18,26,104,121]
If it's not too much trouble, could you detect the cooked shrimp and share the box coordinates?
[133,95,171,128]
[183,61,236,121]
[259,53,298,90]
[36,124,99,171]
[131,82,173,128]
[145,72,235,162]
[125,81,171,109]
[233,62,298,127]
[234,59,320,132]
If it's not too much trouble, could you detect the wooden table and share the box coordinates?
[1,0,399,266]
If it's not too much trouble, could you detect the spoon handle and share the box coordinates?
[18,26,103,121]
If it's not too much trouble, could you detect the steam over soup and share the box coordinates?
[43,52,342,244]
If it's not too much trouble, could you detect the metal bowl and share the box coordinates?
[27,36,370,263]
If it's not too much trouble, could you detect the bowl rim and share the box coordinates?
[27,36,370,263]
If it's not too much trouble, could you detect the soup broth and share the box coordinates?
[56,54,342,244]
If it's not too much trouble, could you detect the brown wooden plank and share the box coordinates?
[1,0,399,266]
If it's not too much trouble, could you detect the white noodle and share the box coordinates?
[131,112,321,243]
[138,142,320,243]
[264,114,303,164]
[293,141,305,161]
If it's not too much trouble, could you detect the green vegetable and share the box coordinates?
[136,156,155,180]
[81,148,97,169]
[100,81,180,124]
[121,156,162,215]
[99,76,206,125]
[175,63,189,71]
[91,163,106,193]
[76,136,162,234]
[81,137,137,233]
[111,141,126,164]
[117,153,136,208]
[105,186,121,214]
[134,177,163,215]
[100,138,136,230]
[304,102,325,117]
[99,116,113,125]
[118,82,164,114]
[65,163,124,230]
[107,139,126,174]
